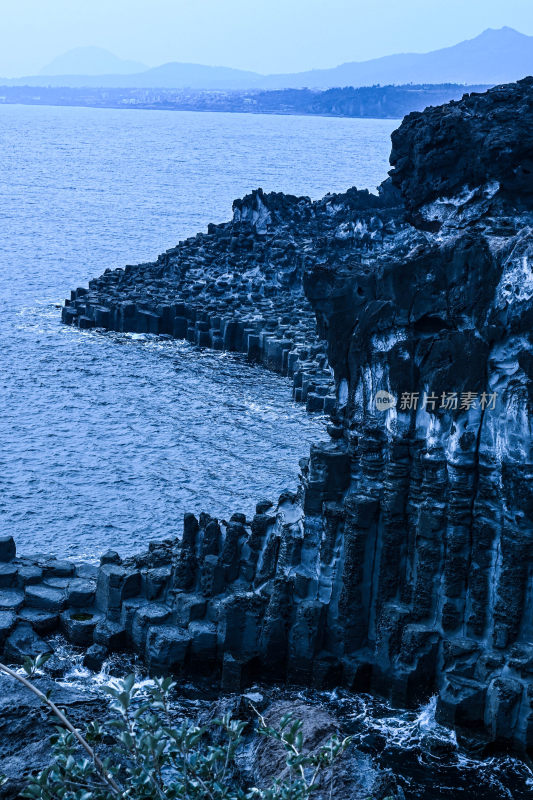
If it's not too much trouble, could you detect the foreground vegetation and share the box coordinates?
[0,656,351,800]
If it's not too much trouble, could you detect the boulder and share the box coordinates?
[16,565,43,587]
[25,584,65,612]
[131,604,171,652]
[188,620,217,664]
[95,564,141,616]
[76,563,99,579]
[60,609,101,646]
[145,625,191,672]
[93,619,127,650]
[0,590,24,612]
[66,578,96,608]
[41,559,75,578]
[100,550,121,566]
[0,537,16,563]
[0,611,16,646]
[0,564,18,589]
[3,623,52,664]
[173,593,206,626]
[18,608,59,635]
[83,644,108,672]
[143,567,172,600]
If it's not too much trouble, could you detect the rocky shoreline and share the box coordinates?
[0,654,403,800]
[0,83,490,120]
[60,182,366,415]
[3,77,533,766]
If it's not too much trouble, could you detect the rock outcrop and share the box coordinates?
[41,77,533,751]
[0,672,107,799]
[0,664,400,800]
[305,77,533,751]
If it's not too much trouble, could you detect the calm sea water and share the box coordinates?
[0,104,396,560]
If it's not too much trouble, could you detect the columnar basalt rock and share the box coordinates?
[59,185,363,412]
[304,78,533,750]
[21,77,531,752]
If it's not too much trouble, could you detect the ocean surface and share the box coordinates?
[0,104,396,560]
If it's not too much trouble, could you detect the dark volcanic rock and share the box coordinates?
[30,78,532,752]
[249,700,401,800]
[83,643,108,671]
[0,675,105,800]
[0,537,16,563]
[4,623,52,663]
[303,79,533,750]
[390,76,533,213]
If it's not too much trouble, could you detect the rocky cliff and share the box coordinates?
[305,76,533,749]
[10,77,532,752]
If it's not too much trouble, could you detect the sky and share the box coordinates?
[1,0,532,77]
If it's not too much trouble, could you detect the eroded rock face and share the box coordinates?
[389,77,533,213]
[0,674,106,800]
[247,700,396,800]
[41,78,533,750]
[304,76,533,749]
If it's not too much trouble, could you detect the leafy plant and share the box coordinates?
[0,659,351,800]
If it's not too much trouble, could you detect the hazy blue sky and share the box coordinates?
[1,0,532,77]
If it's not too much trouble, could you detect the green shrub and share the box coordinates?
[0,658,351,800]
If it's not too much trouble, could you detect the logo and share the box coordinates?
[375,390,396,411]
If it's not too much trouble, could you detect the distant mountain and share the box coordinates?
[5,61,261,90]
[39,47,147,76]
[118,62,261,89]
[3,28,532,89]
[263,27,533,88]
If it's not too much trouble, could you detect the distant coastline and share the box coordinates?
[0,83,491,119]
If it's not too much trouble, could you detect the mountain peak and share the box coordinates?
[39,46,147,76]
[476,26,525,39]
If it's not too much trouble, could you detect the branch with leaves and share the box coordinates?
[0,656,353,800]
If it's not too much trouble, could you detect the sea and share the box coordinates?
[0,103,394,560]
